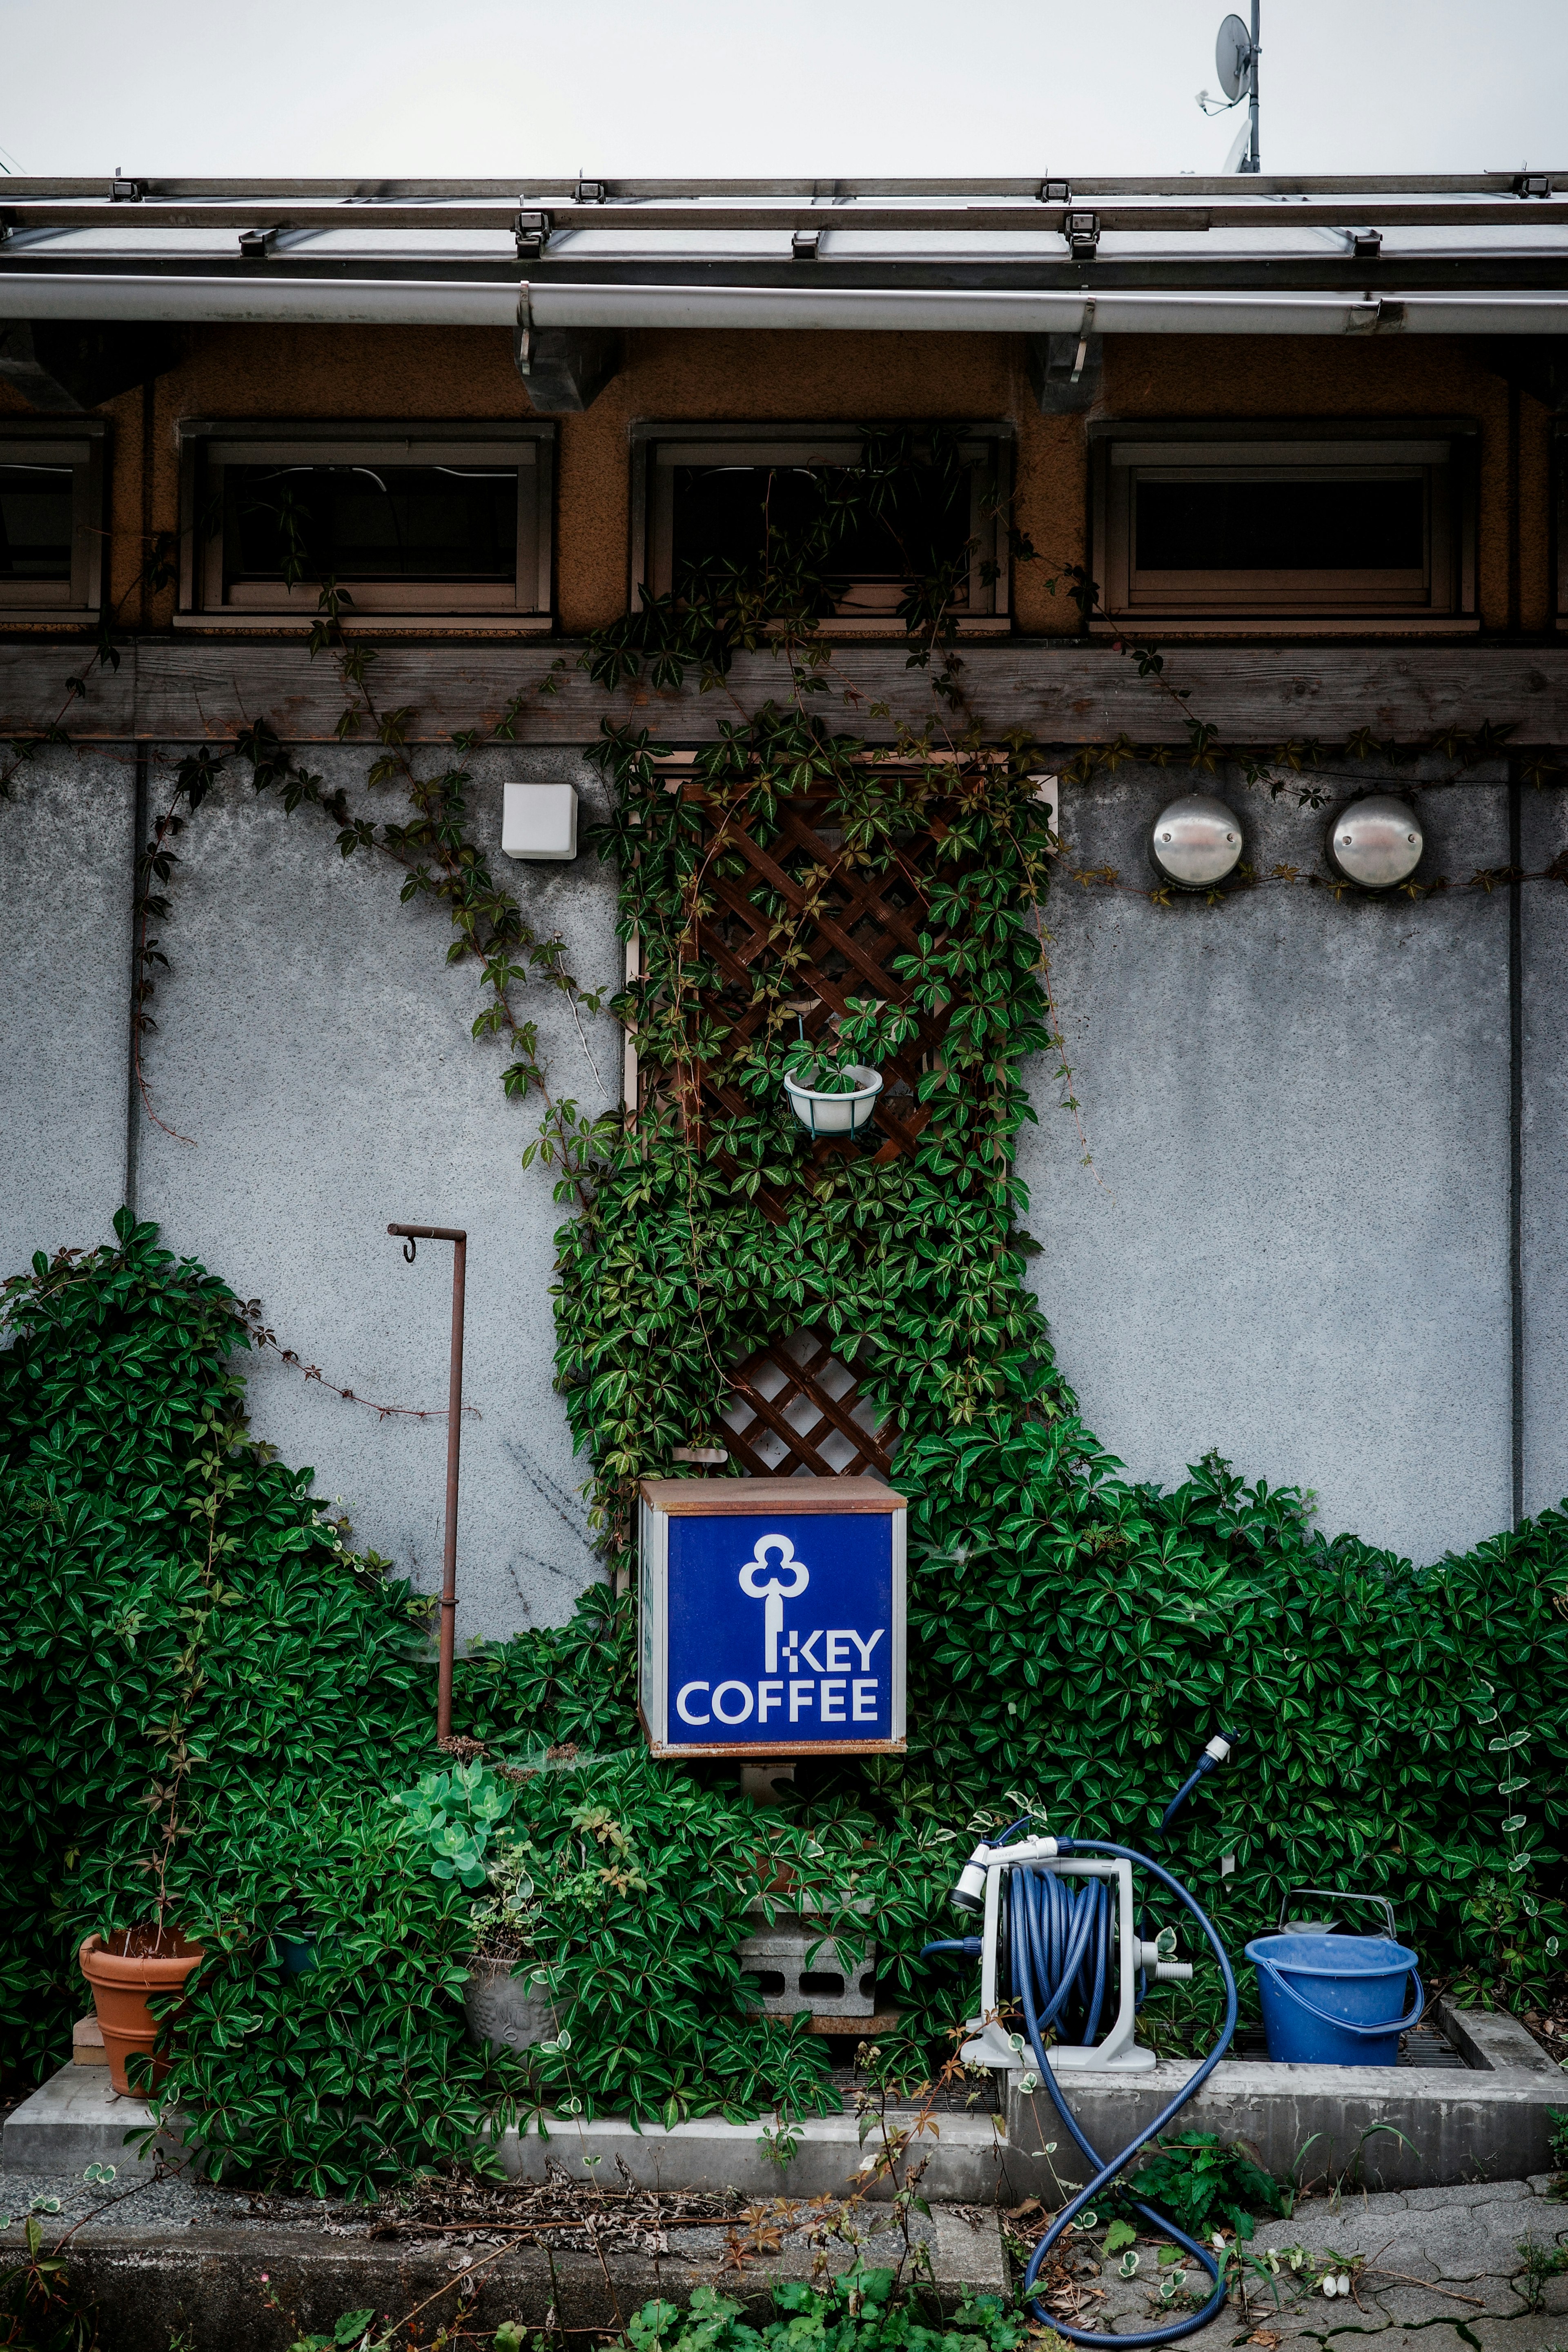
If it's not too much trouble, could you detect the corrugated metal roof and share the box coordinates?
[2,176,1566,327]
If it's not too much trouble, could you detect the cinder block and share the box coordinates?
[738,1917,878,2017]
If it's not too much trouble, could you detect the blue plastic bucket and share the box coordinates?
[1245,1933,1422,2066]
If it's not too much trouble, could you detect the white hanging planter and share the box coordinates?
[783,1064,883,1138]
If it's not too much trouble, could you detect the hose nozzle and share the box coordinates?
[952,1846,989,1913]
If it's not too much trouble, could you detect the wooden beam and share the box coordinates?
[7,198,1568,233]
[4,639,1568,746]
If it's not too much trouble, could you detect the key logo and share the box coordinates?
[738,1533,809,1672]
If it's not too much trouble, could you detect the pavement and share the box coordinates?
[2,2163,1566,2350]
[1029,2174,1568,2350]
[0,2172,1009,2352]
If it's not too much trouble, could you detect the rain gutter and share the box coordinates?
[1,274,1567,334]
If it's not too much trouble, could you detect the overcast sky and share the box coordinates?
[0,0,1562,181]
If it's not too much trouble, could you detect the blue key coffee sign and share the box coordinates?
[638,1478,906,1756]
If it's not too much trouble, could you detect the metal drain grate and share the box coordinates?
[1230,2023,1467,2069]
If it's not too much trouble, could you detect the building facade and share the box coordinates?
[3,174,1567,1633]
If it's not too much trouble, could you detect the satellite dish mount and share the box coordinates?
[1197,3,1260,175]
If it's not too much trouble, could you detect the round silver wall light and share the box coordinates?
[1148,794,1244,891]
[1325,795,1423,891]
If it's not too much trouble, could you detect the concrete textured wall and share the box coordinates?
[0,749,135,1279]
[1016,763,1522,1564]
[1522,783,1568,1530]
[2,744,620,1644]
[2,742,1558,1627]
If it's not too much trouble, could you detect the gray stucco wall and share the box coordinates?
[3,744,620,1644]
[1017,763,1523,1565]
[1522,783,1568,1534]
[2,741,1557,1632]
[0,749,134,1278]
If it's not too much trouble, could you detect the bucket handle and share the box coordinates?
[1253,1949,1424,2040]
[1277,1887,1397,1942]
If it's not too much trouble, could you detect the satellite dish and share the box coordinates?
[1215,12,1253,100]
[1222,117,1254,173]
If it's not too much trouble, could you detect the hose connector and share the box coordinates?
[921,1936,984,1962]
[952,1832,1069,1911]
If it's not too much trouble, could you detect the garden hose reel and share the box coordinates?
[924,1738,1243,2348]
[954,1836,1196,2074]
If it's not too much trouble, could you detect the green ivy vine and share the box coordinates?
[3,430,1568,2194]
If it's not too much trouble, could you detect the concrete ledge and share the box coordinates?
[1006,2007,1568,2195]
[0,2210,1009,2352]
[9,2005,1561,2198]
[496,2108,1011,2203]
[1,2067,183,2176]
[1435,1996,1562,2077]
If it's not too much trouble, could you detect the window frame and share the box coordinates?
[0,419,105,622]
[175,421,555,629]
[628,419,1014,632]
[1089,419,1479,634]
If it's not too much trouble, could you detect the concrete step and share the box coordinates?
[1002,2004,1568,2196]
[6,2004,1560,2194]
[71,2013,108,2066]
[0,2205,1010,2352]
[496,2105,1009,2201]
[2,2065,180,2176]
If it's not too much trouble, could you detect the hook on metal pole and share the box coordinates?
[385,1221,469,1746]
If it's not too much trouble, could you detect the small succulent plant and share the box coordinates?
[393,1761,514,1891]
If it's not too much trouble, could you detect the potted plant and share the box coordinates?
[79,1754,203,2097]
[781,1023,882,1138]
[464,1833,561,2053]
[268,1900,321,1976]
[394,1760,560,2053]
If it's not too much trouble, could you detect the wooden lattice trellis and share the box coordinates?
[630,764,978,1479]
[631,771,964,1221]
[723,1325,895,1481]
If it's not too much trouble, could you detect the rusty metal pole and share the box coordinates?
[388,1223,468,1745]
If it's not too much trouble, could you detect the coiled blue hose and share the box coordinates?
[1013,1840,1238,2347]
[923,1748,1241,2348]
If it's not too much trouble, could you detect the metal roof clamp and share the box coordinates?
[574,178,607,205]
[1345,296,1407,335]
[514,209,552,262]
[238,227,280,263]
[1026,292,1102,414]
[791,228,821,263]
[1351,227,1383,259]
[1069,294,1098,383]
[109,172,147,204]
[1065,210,1100,261]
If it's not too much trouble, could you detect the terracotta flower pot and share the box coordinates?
[78,1930,203,2096]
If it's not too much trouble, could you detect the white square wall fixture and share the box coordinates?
[501,781,578,861]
